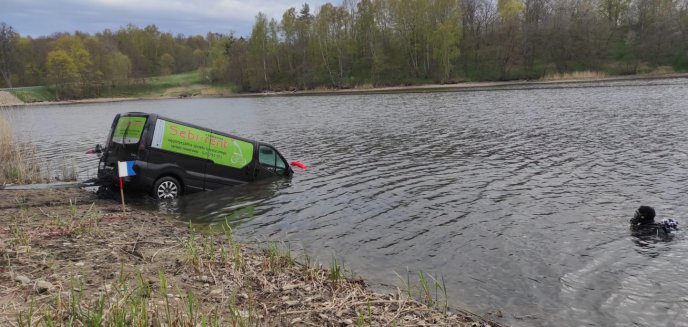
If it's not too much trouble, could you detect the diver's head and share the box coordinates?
[633,206,656,224]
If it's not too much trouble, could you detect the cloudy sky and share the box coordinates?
[3,0,331,38]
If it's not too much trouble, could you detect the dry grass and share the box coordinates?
[0,189,498,327]
[0,112,78,185]
[0,114,46,185]
[353,83,375,90]
[541,70,607,81]
[649,66,676,75]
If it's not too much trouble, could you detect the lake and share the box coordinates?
[4,78,688,326]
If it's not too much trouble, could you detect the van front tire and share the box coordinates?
[153,176,182,200]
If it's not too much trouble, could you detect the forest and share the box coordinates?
[1,0,687,98]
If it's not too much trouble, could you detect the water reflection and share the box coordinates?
[177,178,289,227]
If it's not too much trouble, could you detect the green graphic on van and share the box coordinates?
[112,116,146,144]
[151,119,253,168]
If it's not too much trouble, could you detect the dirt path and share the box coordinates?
[0,91,24,106]
[0,188,499,326]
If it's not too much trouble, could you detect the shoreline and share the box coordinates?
[0,188,500,326]
[2,73,687,107]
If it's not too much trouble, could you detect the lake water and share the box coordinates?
[4,78,688,326]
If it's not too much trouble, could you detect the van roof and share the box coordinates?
[118,112,275,148]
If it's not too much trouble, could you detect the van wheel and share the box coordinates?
[153,177,181,199]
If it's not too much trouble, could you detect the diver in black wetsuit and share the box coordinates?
[630,206,679,239]
[630,206,656,228]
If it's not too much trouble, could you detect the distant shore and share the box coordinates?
[2,72,687,107]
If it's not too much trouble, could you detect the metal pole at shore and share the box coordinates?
[118,176,126,214]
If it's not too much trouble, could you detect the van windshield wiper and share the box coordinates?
[122,121,131,144]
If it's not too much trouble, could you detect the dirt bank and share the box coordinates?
[0,188,498,326]
[0,91,24,106]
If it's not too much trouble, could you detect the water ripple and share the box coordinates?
[6,78,688,327]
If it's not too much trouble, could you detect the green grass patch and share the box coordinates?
[146,71,205,86]
[98,71,214,98]
[9,87,58,103]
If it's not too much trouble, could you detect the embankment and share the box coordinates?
[0,91,24,106]
[3,73,688,107]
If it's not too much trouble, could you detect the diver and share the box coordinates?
[630,205,679,239]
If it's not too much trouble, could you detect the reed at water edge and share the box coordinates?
[0,112,45,185]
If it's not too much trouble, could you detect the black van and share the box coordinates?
[97,112,293,199]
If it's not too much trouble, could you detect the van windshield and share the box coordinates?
[106,116,147,161]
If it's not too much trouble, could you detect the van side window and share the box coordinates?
[259,145,287,174]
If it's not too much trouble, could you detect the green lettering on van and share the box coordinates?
[151,119,254,169]
[112,116,146,144]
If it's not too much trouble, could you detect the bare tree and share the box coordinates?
[0,22,18,87]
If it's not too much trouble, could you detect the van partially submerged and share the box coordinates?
[97,112,293,199]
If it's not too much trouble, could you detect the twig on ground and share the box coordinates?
[151,242,183,262]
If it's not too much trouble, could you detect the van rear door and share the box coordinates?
[105,115,148,163]
[98,114,148,185]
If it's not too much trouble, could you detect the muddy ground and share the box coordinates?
[0,188,498,326]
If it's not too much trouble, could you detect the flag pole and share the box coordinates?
[119,175,126,214]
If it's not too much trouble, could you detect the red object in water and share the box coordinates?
[290,161,307,171]
[86,149,95,154]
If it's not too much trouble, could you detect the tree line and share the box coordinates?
[1,0,688,97]
[234,0,688,91]
[0,23,210,98]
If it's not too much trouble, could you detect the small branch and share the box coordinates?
[151,243,182,262]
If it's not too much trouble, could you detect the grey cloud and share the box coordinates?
[3,0,329,37]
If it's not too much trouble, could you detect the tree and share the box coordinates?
[314,3,341,86]
[296,4,315,88]
[429,0,462,81]
[159,53,175,75]
[390,0,431,78]
[106,52,132,85]
[248,13,273,90]
[459,0,499,79]
[54,35,95,95]
[15,36,50,86]
[46,50,79,99]
[354,0,387,85]
[598,0,631,26]
[0,22,18,87]
[496,0,525,79]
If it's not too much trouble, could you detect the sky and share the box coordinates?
[2,0,331,38]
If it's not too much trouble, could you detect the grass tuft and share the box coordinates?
[0,112,78,184]
[395,269,450,311]
[0,114,45,184]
